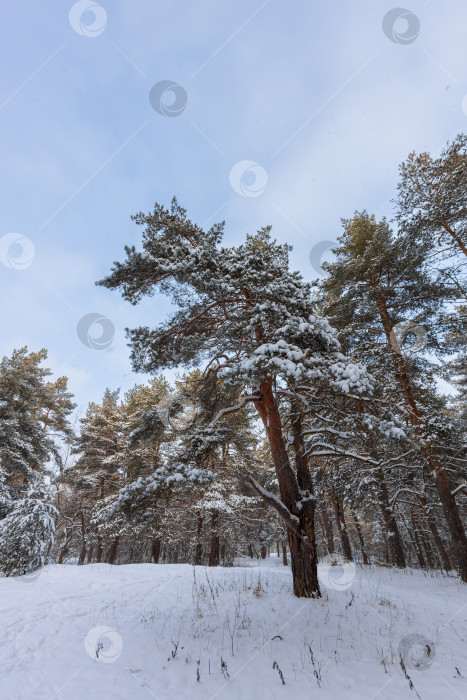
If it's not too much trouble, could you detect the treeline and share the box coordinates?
[0,135,466,597]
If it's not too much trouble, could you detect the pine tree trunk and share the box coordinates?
[260,544,267,559]
[195,511,203,565]
[253,381,320,597]
[415,493,453,572]
[151,539,161,563]
[107,536,120,565]
[331,486,353,561]
[282,542,288,566]
[78,511,86,566]
[321,507,335,555]
[376,470,406,568]
[351,509,369,565]
[86,544,94,564]
[58,527,71,564]
[428,517,452,572]
[58,543,67,565]
[379,520,391,565]
[376,294,467,581]
[411,507,432,569]
[209,511,219,566]
[291,410,320,596]
[96,536,103,564]
[400,511,424,569]
[431,468,467,581]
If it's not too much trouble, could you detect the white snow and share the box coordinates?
[0,559,466,699]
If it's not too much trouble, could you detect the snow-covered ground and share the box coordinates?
[1,557,466,700]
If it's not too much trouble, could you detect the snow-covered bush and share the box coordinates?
[0,494,57,577]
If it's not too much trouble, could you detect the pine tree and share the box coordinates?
[318,212,467,581]
[97,199,375,597]
[70,389,124,563]
[0,348,75,576]
[0,487,57,576]
[397,134,467,260]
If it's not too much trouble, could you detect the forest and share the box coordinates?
[1,134,466,600]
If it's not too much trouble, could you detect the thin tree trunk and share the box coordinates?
[86,544,94,564]
[428,517,452,571]
[151,539,161,563]
[195,511,203,565]
[58,526,72,564]
[376,471,406,568]
[321,507,335,555]
[401,511,425,569]
[331,485,353,561]
[96,536,103,564]
[58,541,67,565]
[412,506,435,569]
[431,468,467,580]
[78,511,86,566]
[209,511,219,566]
[410,507,428,569]
[107,535,120,565]
[351,508,369,565]
[282,542,288,566]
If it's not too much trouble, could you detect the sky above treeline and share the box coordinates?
[1,0,467,413]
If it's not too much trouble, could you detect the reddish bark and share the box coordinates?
[252,387,320,597]
[375,292,467,581]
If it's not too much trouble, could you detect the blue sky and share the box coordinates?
[1,0,467,414]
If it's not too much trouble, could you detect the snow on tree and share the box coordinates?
[97,199,377,597]
[0,348,75,576]
[0,485,57,577]
[317,211,467,581]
